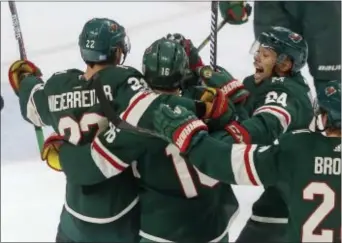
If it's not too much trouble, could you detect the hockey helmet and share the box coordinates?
[316,80,341,129]
[78,18,130,63]
[142,38,189,90]
[250,26,308,73]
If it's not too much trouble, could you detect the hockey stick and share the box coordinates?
[8,1,45,152]
[197,20,226,52]
[210,1,219,70]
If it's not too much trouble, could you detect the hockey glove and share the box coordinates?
[154,104,208,154]
[224,121,251,143]
[166,33,204,70]
[8,60,42,95]
[198,87,229,119]
[219,1,252,25]
[41,133,64,172]
[196,65,249,104]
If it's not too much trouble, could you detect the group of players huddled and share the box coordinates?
[8,2,340,243]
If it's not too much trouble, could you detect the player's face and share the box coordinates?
[253,46,277,83]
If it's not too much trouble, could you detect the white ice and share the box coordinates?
[1,2,314,242]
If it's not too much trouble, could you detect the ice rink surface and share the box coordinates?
[1,2,315,242]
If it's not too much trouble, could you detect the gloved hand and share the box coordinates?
[41,133,64,172]
[196,65,249,104]
[8,60,42,95]
[219,1,252,25]
[166,33,204,70]
[196,86,229,119]
[154,104,208,154]
[224,121,251,143]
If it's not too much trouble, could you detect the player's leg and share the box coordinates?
[58,204,140,243]
[235,219,286,243]
[55,223,75,243]
[300,1,341,96]
[236,187,288,243]
[253,2,295,38]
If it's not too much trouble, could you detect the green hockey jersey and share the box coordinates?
[237,73,315,222]
[185,129,341,242]
[238,73,314,144]
[60,88,236,242]
[17,66,146,242]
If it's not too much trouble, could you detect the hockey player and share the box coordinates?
[8,18,142,242]
[153,80,341,243]
[43,38,242,242]
[169,26,315,242]
[233,26,315,242]
[219,1,341,97]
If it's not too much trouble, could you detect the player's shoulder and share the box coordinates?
[242,75,258,93]
[277,129,314,150]
[47,69,84,82]
[100,65,143,79]
[266,73,309,92]
[45,69,84,89]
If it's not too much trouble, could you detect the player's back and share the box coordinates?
[44,66,144,144]
[41,66,143,242]
[278,130,341,242]
[111,92,236,242]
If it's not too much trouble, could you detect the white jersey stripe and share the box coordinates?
[26,83,46,127]
[120,91,160,126]
[231,144,254,185]
[91,137,129,177]
[253,105,292,133]
[245,144,262,185]
[231,144,262,186]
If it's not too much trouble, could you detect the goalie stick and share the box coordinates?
[8,1,45,152]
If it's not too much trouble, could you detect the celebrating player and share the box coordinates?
[47,37,241,242]
[153,80,341,243]
[8,18,141,243]
[167,26,315,242]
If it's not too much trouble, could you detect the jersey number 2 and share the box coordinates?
[302,182,336,242]
[58,113,107,145]
[166,144,219,198]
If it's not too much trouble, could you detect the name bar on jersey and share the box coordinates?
[48,85,113,112]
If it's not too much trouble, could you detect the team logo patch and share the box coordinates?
[325,86,337,96]
[289,32,302,43]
